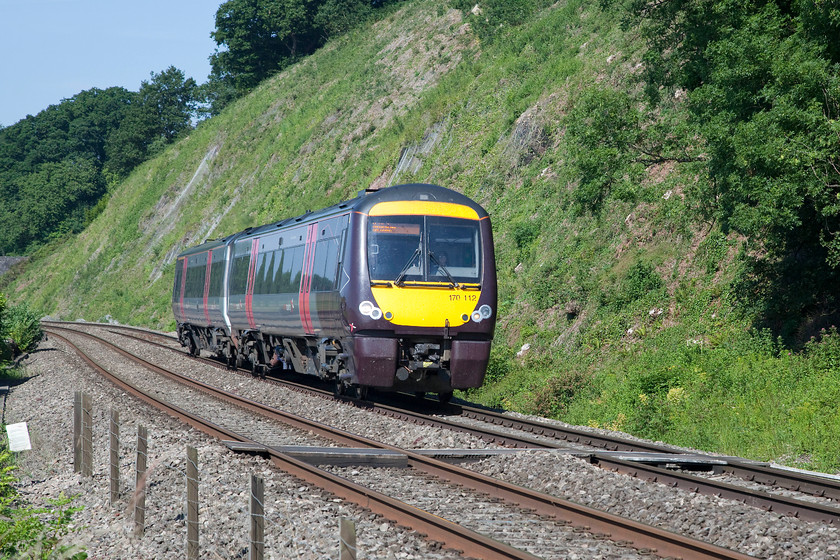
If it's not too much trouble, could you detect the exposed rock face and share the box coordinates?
[0,256,26,277]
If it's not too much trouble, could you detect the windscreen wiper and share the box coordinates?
[394,247,421,286]
[429,251,459,288]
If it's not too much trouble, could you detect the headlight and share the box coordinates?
[359,300,383,319]
[479,305,493,319]
[471,311,483,323]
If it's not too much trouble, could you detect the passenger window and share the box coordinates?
[287,245,304,293]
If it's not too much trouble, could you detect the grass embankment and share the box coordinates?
[4,0,839,472]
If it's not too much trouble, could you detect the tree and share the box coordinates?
[105,67,197,176]
[15,158,103,252]
[0,87,133,254]
[206,0,400,111]
[210,0,321,94]
[314,0,373,39]
[620,0,840,336]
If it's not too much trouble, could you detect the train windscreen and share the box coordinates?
[368,216,481,284]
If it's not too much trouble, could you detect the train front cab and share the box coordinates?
[349,193,497,401]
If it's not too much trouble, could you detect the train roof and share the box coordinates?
[176,184,487,258]
[351,183,488,218]
[175,237,229,259]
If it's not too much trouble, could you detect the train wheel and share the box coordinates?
[438,391,453,404]
[188,339,199,357]
[357,385,370,401]
[249,351,259,377]
[334,379,347,398]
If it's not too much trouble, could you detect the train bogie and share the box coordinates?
[172,183,497,400]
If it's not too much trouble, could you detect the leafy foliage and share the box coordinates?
[614,0,840,331]
[0,87,132,254]
[206,0,400,113]
[0,69,199,255]
[210,0,321,95]
[0,294,6,363]
[2,300,43,354]
[105,67,197,176]
[564,87,645,213]
[451,0,550,42]
[523,370,590,417]
[0,448,86,559]
[314,0,374,38]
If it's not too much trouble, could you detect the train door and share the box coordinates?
[299,224,318,335]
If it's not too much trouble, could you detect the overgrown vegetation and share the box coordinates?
[0,448,85,559]
[4,0,840,473]
[613,0,840,342]
[0,298,80,557]
[0,294,43,362]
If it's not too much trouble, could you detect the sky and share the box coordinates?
[0,0,225,127]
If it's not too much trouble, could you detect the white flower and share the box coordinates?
[663,190,673,200]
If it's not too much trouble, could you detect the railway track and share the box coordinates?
[44,323,757,559]
[49,323,840,512]
[47,321,840,524]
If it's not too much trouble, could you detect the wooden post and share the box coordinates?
[249,474,264,560]
[134,425,147,538]
[186,446,199,560]
[339,518,357,560]
[73,392,82,473]
[109,410,119,506]
[81,392,92,477]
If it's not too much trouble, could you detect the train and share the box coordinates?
[171,183,497,402]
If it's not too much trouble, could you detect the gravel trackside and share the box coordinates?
[5,339,460,560]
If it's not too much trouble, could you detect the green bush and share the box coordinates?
[452,0,543,42]
[0,447,86,559]
[2,301,43,354]
[511,220,541,251]
[524,370,590,417]
[565,87,645,213]
[599,262,664,310]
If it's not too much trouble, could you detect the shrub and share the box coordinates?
[2,301,43,354]
[511,220,540,251]
[0,448,86,559]
[484,344,514,385]
[524,370,590,417]
[452,0,541,42]
[600,262,664,309]
[565,87,644,214]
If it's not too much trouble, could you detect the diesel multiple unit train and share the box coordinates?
[172,183,497,401]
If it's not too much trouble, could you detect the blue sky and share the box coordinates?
[0,0,224,127]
